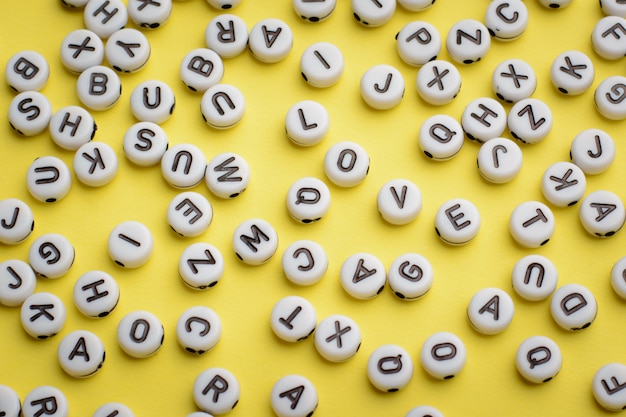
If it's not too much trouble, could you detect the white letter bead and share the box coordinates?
[130,80,175,124]
[285,100,330,147]
[201,84,245,129]
[570,128,615,175]
[205,14,249,59]
[232,218,279,265]
[57,329,105,378]
[541,162,586,207]
[93,403,135,417]
[515,336,562,383]
[286,177,331,224]
[508,98,553,144]
[0,198,34,245]
[0,260,36,307]
[73,270,120,318]
[377,179,422,225]
[509,201,555,248]
[205,152,250,199]
[579,190,625,237]
[592,16,626,60]
[550,50,595,95]
[8,91,52,136]
[405,406,444,417]
[467,287,514,335]
[206,0,242,10]
[538,0,572,8]
[477,138,523,184]
[324,141,370,187]
[352,0,395,27]
[77,65,122,111]
[27,156,72,203]
[117,310,164,357]
[511,254,558,301]
[360,64,405,110]
[445,19,491,64]
[601,0,626,17]
[282,240,328,286]
[177,306,222,354]
[193,368,240,414]
[161,143,207,188]
[397,0,435,11]
[461,97,507,143]
[416,60,462,106]
[74,141,119,187]
[28,233,75,278]
[168,192,213,237]
[492,59,536,103]
[300,42,344,88]
[20,292,66,339]
[314,314,361,362]
[271,374,318,417]
[270,295,317,342]
[62,0,90,7]
[108,220,154,268]
[105,28,150,73]
[0,385,21,417]
[180,49,224,93]
[123,122,168,167]
[340,253,387,299]
[419,114,464,160]
[179,242,224,290]
[388,253,433,300]
[128,0,172,29]
[367,344,414,392]
[49,106,97,151]
[84,0,128,39]
[420,332,467,380]
[611,257,626,299]
[293,0,336,22]
[594,75,626,120]
[60,29,104,74]
[23,386,68,417]
[551,283,598,331]
[396,21,441,66]
[5,50,50,92]
[186,413,214,417]
[485,0,529,41]
[593,363,626,411]
[248,19,293,63]
[434,198,481,245]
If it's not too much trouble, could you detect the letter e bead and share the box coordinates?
[434,198,481,245]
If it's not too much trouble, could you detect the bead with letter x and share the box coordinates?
[501,64,528,88]
[325,320,351,348]
[428,65,449,91]
[69,37,96,58]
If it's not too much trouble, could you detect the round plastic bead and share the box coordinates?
[593,363,626,411]
[271,374,318,417]
[377,178,422,225]
[418,114,464,160]
[508,98,553,144]
[445,19,491,64]
[186,413,213,417]
[206,0,242,9]
[515,335,562,383]
[248,18,293,63]
[509,201,555,248]
[601,0,626,17]
[76,65,122,111]
[0,385,21,417]
[167,191,213,237]
[300,42,344,88]
[570,128,615,175]
[388,253,433,300]
[105,28,150,73]
[84,0,128,39]
[28,233,75,279]
[20,292,66,339]
[270,295,317,342]
[285,100,330,147]
[405,406,444,417]
[26,156,72,203]
[73,270,120,318]
[128,0,172,29]
[178,242,225,290]
[397,0,436,11]
[123,121,168,167]
[205,14,248,59]
[550,50,595,95]
[201,84,245,129]
[611,257,626,299]
[74,141,119,187]
[314,314,361,362]
[396,21,441,66]
[541,161,586,207]
[485,0,529,41]
[107,220,154,268]
[193,368,240,414]
[340,252,387,299]
[23,386,68,417]
[324,141,370,187]
[5,50,49,92]
[579,190,625,237]
[492,59,536,103]
[117,310,164,358]
[57,329,106,377]
[161,143,207,189]
[130,80,175,124]
[594,75,626,120]
[0,198,34,245]
[286,177,331,224]
[281,240,328,286]
[467,287,514,335]
[434,198,481,245]
[93,403,135,417]
[360,64,405,110]
[180,49,224,93]
[592,16,626,60]
[8,91,53,136]
[205,152,250,199]
[49,106,97,151]
[477,137,523,184]
[461,97,506,143]
[60,29,105,73]
[538,0,572,8]
[367,344,414,392]
[511,254,558,301]
[416,60,462,106]
[0,260,36,307]
[550,283,597,331]
[62,0,90,7]
[351,0,395,27]
[420,332,466,380]
[232,218,279,265]
[176,305,222,354]
[293,0,336,22]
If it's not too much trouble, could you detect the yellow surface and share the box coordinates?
[2,1,626,416]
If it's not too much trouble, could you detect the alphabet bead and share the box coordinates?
[270,374,318,417]
[592,16,626,60]
[594,75,626,120]
[397,0,436,11]
[579,190,625,237]
[511,254,558,301]
[509,201,555,248]
[49,106,97,151]
[232,218,279,265]
[57,329,106,377]
[281,240,328,286]
[117,310,164,357]
[550,50,595,95]
[130,80,175,124]
[492,59,536,103]
[62,0,90,7]
[74,141,119,187]
[477,137,523,184]
[324,141,370,187]
[418,114,463,160]
[186,414,213,417]
[128,0,171,29]
[84,0,128,39]
[205,14,248,59]
[0,260,36,307]
[0,385,21,417]
[26,156,72,203]
[179,242,225,290]
[485,0,529,41]
[73,270,120,318]
[601,0,626,17]
[570,128,615,175]
[340,252,387,299]
[293,0,336,22]
[161,143,207,188]
[206,0,242,10]
[593,363,626,411]
[515,335,562,383]
[168,192,213,237]
[93,403,135,417]
[270,295,317,342]
[60,29,104,74]
[550,283,598,331]
[537,0,572,8]
[611,257,626,299]
[360,64,405,110]
[200,84,245,129]
[193,368,240,414]
[467,287,514,335]
[28,233,75,279]
[248,18,293,63]
[367,344,414,392]
[20,292,66,339]
[0,198,34,245]
[396,21,441,66]
[286,176,331,223]
[180,49,224,93]
[377,179,422,225]
[22,386,68,417]
[107,220,154,268]
[541,162,586,207]
[405,406,444,417]
[285,100,330,147]
[388,253,433,300]
[76,65,122,111]
[300,42,343,88]
[314,314,361,362]
[461,97,507,143]
[105,28,150,73]
[8,91,53,136]
[123,122,169,167]
[420,331,466,380]
[351,0,396,27]
[205,152,250,199]
[434,198,481,245]
[5,50,50,92]
[416,60,462,106]
[508,98,553,144]
[177,306,222,354]
[445,19,491,64]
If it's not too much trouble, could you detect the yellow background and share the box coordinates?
[2,0,626,416]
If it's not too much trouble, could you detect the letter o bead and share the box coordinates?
[271,374,318,417]
[0,260,37,307]
[550,283,598,331]
[73,270,120,318]
[0,385,21,417]
[0,198,35,245]
[595,76,626,120]
[22,386,69,417]
[286,177,331,223]
[340,253,387,299]
[176,306,222,354]
[579,190,625,237]
[388,253,433,300]
[108,220,154,268]
[201,84,246,129]
[611,257,626,299]
[477,138,523,184]
[117,310,164,358]
[77,65,122,111]
[57,330,106,378]
[293,0,336,22]
[593,363,626,411]
[420,332,467,380]
[377,179,422,225]
[167,192,213,237]
[511,254,558,301]
[28,233,75,279]
[360,64,405,110]
[282,240,328,286]
[314,314,361,362]
[570,128,615,175]
[179,242,225,290]
[193,368,240,414]
[8,91,53,137]
[180,48,224,93]
[26,156,72,203]
[324,141,370,187]
[232,218,279,265]
[270,296,317,342]
[467,287,514,335]
[509,201,555,248]
[367,344,414,392]
[5,50,49,92]
[405,406,444,417]
[20,292,66,339]
[434,198,481,245]
[93,403,135,417]
[515,336,562,383]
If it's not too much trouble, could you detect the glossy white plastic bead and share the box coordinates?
[161,143,207,189]
[419,114,464,160]
[57,329,106,377]
[5,50,50,92]
[477,138,523,184]
[461,97,506,143]
[177,306,222,354]
[123,121,168,167]
[420,332,466,380]
[117,310,164,357]
[285,100,330,147]
[324,141,370,187]
[0,260,36,307]
[20,292,66,339]
[540,162,586,207]
[232,218,279,265]
[293,0,336,22]
[26,156,72,203]
[388,253,433,300]
[128,0,172,29]
[416,60,461,106]
[248,18,293,63]
[434,198,481,245]
[0,385,21,417]
[270,295,317,342]
[108,220,154,268]
[62,0,90,7]
[74,141,119,187]
[286,177,331,224]
[314,314,361,362]
[538,0,572,8]
[186,413,214,417]
[271,374,318,417]
[579,190,625,237]
[23,386,68,417]
[8,91,53,136]
[593,363,626,411]
[360,64,405,110]
[28,233,75,279]
[76,65,122,111]
[508,98,553,144]
[509,201,555,248]
[570,128,615,175]
[511,254,558,301]
[611,257,626,299]
[377,179,422,225]
[592,16,626,60]
[179,242,224,290]
[396,21,441,66]
[340,252,387,299]
[550,283,597,331]
[351,0,395,27]
[485,0,529,41]
[445,19,491,64]
[84,0,128,39]
[49,106,97,151]
[105,28,150,73]
[467,287,514,335]
[397,0,436,11]
[205,152,250,199]
[205,14,248,59]
[93,403,135,417]
[492,59,536,103]
[167,192,213,237]
[594,75,626,120]
[405,406,444,417]
[367,344,414,392]
[601,0,626,17]
[0,198,34,245]
[180,49,224,93]
[282,240,328,286]
[515,336,562,383]
[73,270,120,318]
[550,50,595,95]
[193,368,240,414]
[300,42,344,88]
[60,29,105,73]
[130,80,175,124]
[206,0,242,10]
[201,84,245,129]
